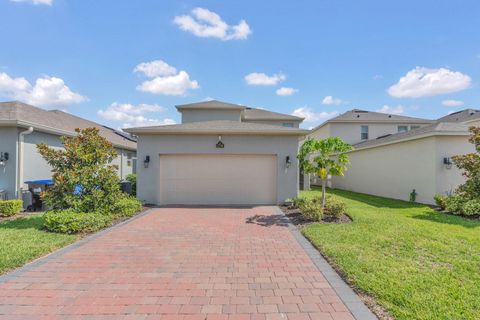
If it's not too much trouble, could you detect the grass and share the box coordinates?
[301,187,480,320]
[0,214,78,275]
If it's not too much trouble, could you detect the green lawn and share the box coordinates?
[302,187,480,320]
[0,214,78,275]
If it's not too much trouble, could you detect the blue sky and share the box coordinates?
[0,0,479,129]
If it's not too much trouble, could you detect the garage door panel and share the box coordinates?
[160,154,277,205]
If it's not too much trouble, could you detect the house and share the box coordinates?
[0,101,137,200]
[328,109,479,204]
[310,109,434,145]
[124,100,308,206]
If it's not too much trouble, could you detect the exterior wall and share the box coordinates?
[136,134,300,205]
[309,124,331,140]
[0,127,18,199]
[115,148,136,179]
[332,137,437,204]
[181,109,242,123]
[244,120,301,128]
[329,122,430,145]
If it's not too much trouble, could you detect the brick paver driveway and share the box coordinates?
[0,207,357,320]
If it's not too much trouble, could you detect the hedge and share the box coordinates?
[44,209,113,234]
[0,200,23,217]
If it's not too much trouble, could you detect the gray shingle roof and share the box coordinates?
[176,100,246,110]
[242,107,303,121]
[124,120,309,135]
[0,101,136,150]
[352,122,470,150]
[436,109,480,123]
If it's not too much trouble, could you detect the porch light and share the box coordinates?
[443,157,452,169]
[144,155,150,168]
[0,152,9,167]
[286,156,292,168]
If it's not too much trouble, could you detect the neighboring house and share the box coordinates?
[124,100,308,206]
[330,109,479,204]
[0,101,137,200]
[309,109,434,145]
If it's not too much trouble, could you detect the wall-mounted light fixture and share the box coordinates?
[443,157,452,169]
[216,135,224,149]
[0,152,9,167]
[286,155,292,168]
[144,155,150,168]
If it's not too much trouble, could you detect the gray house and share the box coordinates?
[125,100,307,206]
[0,101,137,200]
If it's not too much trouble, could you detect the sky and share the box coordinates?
[0,0,479,129]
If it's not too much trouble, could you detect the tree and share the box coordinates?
[452,126,480,199]
[298,137,353,207]
[37,128,121,213]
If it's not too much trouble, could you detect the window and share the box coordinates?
[360,126,369,140]
[282,122,294,128]
[127,152,132,160]
[398,125,408,133]
[411,125,420,130]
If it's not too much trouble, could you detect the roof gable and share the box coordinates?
[176,100,246,110]
[436,109,480,123]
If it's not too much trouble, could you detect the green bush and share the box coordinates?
[463,199,480,216]
[434,194,448,210]
[0,200,23,217]
[324,197,347,218]
[299,200,323,221]
[44,209,112,234]
[125,174,137,196]
[445,195,466,215]
[291,197,307,209]
[112,196,142,218]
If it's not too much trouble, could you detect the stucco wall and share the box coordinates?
[0,127,18,199]
[181,109,242,123]
[309,124,331,141]
[244,120,301,128]
[135,134,300,205]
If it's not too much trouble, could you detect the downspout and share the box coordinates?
[17,127,34,199]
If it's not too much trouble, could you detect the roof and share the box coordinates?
[176,100,246,110]
[312,109,434,132]
[436,109,480,124]
[351,122,470,151]
[242,107,303,121]
[0,101,136,150]
[124,120,309,136]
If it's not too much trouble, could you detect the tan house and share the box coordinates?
[125,100,308,206]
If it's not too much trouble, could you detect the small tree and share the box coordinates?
[37,128,121,213]
[298,137,353,207]
[452,126,480,199]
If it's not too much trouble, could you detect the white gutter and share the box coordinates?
[16,126,34,199]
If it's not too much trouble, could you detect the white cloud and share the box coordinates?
[291,107,338,123]
[174,7,251,41]
[442,99,464,107]
[0,72,86,108]
[98,102,175,128]
[245,72,286,86]
[322,95,342,105]
[376,105,405,115]
[276,87,297,96]
[134,60,177,78]
[134,60,199,96]
[10,0,52,5]
[388,67,471,98]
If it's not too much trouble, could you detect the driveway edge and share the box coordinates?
[0,208,154,284]
[275,206,377,320]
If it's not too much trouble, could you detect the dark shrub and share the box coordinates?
[125,174,137,196]
[0,200,23,217]
[434,194,448,210]
[44,209,112,234]
[112,196,142,218]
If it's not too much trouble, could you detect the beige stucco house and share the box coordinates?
[0,101,137,200]
[125,100,307,206]
[320,109,479,204]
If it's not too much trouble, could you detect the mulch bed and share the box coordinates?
[433,207,480,221]
[279,205,352,229]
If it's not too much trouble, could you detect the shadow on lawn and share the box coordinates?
[245,214,289,227]
[0,215,44,230]
[412,211,480,229]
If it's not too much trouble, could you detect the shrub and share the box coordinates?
[463,199,480,216]
[299,200,323,221]
[324,197,347,218]
[44,209,112,234]
[0,200,23,217]
[291,197,307,209]
[112,196,142,218]
[445,195,466,215]
[125,174,137,196]
[434,194,448,210]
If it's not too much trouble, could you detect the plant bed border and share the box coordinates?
[279,204,352,228]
